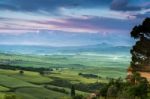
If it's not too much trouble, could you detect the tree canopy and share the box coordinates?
[130,18,150,71]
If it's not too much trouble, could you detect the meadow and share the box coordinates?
[0,69,90,99]
[0,48,130,99]
[0,52,129,78]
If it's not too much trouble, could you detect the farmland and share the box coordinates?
[0,53,129,78]
[0,46,130,99]
[0,69,90,99]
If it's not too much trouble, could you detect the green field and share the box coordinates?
[0,67,125,99]
[0,53,129,78]
[0,69,92,99]
[0,53,130,99]
[0,86,9,92]
[15,87,68,99]
[0,75,36,88]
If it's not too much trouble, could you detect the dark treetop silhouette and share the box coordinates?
[130,18,150,72]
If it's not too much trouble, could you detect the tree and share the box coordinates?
[130,72,141,84]
[126,72,149,99]
[100,85,108,99]
[136,77,149,99]
[130,18,150,71]
[71,85,75,97]
[19,70,24,75]
[107,85,118,98]
[72,94,84,99]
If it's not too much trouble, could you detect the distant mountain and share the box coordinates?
[80,42,113,48]
[0,43,131,55]
[0,31,134,47]
[59,43,131,53]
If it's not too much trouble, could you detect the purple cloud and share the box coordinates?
[0,16,141,34]
[111,0,141,11]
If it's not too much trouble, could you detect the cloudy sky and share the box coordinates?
[0,0,149,46]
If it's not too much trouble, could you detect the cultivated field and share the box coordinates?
[0,53,130,99]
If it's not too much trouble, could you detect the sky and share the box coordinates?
[0,0,150,46]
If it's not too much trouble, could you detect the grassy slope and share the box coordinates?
[0,53,128,78]
[0,69,52,83]
[49,69,107,84]
[0,75,36,88]
[0,69,90,99]
[0,86,9,92]
[0,53,130,98]
[47,85,89,95]
[0,53,129,68]
[15,87,68,99]
[0,69,66,99]
[0,93,5,99]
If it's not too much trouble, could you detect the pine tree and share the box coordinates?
[71,85,75,97]
[130,18,150,71]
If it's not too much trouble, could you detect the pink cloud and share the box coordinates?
[0,16,136,34]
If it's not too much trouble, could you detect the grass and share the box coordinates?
[15,87,68,99]
[0,66,120,86]
[0,86,9,92]
[11,72,53,84]
[0,53,129,83]
[12,74,53,84]
[0,69,91,99]
[0,69,69,99]
[47,85,89,95]
[0,75,36,88]
[0,93,6,99]
[0,69,53,84]
[48,68,125,84]
[0,53,129,69]
[71,67,127,78]
[48,70,102,84]
[0,52,131,99]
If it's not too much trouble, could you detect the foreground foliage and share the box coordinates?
[99,72,149,99]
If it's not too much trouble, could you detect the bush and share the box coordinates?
[107,85,118,97]
[4,94,17,99]
[72,94,85,99]
[45,86,69,94]
[19,70,24,75]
